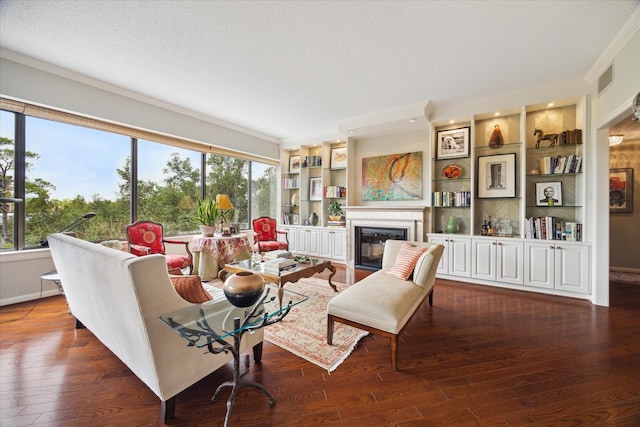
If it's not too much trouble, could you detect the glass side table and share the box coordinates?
[160,285,308,427]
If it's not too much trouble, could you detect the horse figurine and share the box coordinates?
[534,128,559,148]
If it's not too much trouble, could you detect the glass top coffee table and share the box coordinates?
[160,285,308,427]
[222,257,338,292]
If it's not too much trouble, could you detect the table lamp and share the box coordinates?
[216,194,234,235]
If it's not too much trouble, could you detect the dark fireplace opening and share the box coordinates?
[355,226,407,271]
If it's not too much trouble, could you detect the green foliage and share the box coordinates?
[328,200,344,216]
[193,196,222,226]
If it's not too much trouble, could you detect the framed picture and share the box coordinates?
[309,177,322,201]
[610,168,633,213]
[437,127,470,159]
[330,147,347,169]
[535,181,563,206]
[361,152,423,201]
[477,153,516,198]
[289,155,300,173]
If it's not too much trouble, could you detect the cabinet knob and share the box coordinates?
[492,242,497,245]
[549,246,555,250]
[556,246,562,250]
[498,242,503,245]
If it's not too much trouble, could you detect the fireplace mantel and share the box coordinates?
[343,206,430,268]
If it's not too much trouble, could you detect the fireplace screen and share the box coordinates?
[355,226,407,271]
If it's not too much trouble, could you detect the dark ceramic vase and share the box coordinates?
[223,271,265,307]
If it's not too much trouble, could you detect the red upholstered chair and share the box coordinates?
[252,216,289,253]
[125,220,193,274]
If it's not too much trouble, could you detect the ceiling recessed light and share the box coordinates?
[409,118,417,123]
[548,102,555,107]
[449,120,455,124]
[349,130,355,134]
[494,112,500,116]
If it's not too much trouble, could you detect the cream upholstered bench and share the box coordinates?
[327,240,444,370]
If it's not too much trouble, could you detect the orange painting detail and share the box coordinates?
[361,152,422,201]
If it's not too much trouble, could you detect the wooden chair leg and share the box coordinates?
[428,289,434,306]
[253,342,263,363]
[161,397,176,422]
[390,334,398,370]
[327,315,335,345]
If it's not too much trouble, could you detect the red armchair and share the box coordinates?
[125,220,193,274]
[252,216,289,253]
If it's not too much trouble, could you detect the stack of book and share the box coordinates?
[327,220,345,228]
[263,258,297,275]
[263,250,292,260]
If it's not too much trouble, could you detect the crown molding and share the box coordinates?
[585,4,640,83]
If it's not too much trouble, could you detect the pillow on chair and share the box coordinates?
[387,242,428,281]
[169,274,213,303]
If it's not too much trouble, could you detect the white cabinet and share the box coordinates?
[279,225,346,262]
[298,228,320,256]
[428,234,471,278]
[472,238,523,285]
[524,242,590,294]
[319,228,346,261]
[280,226,298,253]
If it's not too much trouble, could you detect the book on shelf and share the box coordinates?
[525,216,582,241]
[537,154,582,174]
[281,176,299,188]
[323,186,346,198]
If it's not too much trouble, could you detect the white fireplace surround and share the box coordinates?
[343,206,430,268]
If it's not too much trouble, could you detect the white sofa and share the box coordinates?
[327,240,444,369]
[48,233,263,421]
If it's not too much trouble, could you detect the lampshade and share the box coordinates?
[609,134,624,146]
[216,194,234,210]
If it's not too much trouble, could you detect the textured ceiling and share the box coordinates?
[0,0,638,141]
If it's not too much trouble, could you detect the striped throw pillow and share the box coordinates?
[387,242,427,280]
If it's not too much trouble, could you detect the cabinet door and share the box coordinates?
[428,235,449,275]
[496,240,523,285]
[524,242,554,289]
[319,229,333,259]
[307,228,321,256]
[297,229,310,254]
[448,237,471,278]
[282,227,298,253]
[555,244,589,293]
[331,229,346,261]
[472,239,496,281]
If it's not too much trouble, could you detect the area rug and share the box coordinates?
[263,277,368,372]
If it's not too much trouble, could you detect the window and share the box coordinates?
[137,139,201,235]
[24,117,130,246]
[0,110,16,249]
[1,99,279,251]
[251,162,278,220]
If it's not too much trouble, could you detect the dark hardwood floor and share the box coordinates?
[1,266,639,426]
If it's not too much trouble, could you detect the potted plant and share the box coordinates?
[328,200,344,221]
[194,196,221,236]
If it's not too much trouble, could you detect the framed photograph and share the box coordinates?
[309,177,323,201]
[477,153,516,198]
[535,181,563,206]
[610,168,633,213]
[289,155,301,173]
[437,127,470,159]
[330,147,347,169]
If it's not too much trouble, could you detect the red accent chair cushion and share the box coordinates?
[252,216,289,253]
[125,220,194,274]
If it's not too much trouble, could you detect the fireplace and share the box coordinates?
[355,226,407,271]
[343,206,429,269]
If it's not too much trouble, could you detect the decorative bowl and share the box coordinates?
[442,164,462,179]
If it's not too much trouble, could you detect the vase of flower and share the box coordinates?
[309,212,318,226]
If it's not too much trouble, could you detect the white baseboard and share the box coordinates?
[0,289,61,307]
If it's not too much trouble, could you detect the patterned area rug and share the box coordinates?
[263,277,368,372]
